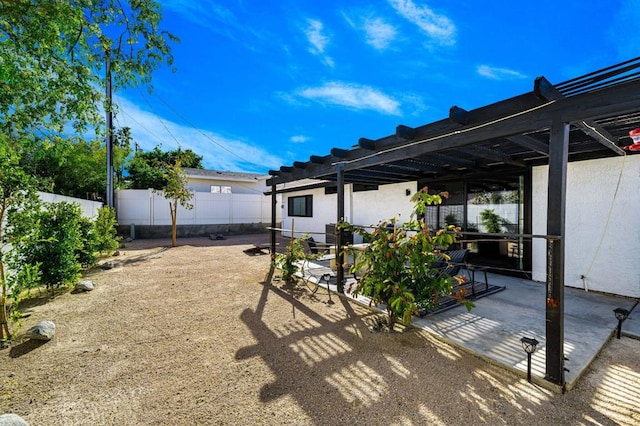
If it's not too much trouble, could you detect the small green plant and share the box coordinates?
[93,206,121,255]
[275,237,306,285]
[480,209,503,233]
[444,212,459,226]
[341,188,472,329]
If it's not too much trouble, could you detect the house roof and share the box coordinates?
[267,57,640,189]
[183,168,269,183]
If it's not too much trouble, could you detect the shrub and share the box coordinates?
[342,188,472,329]
[275,237,306,284]
[93,206,120,255]
[10,201,84,291]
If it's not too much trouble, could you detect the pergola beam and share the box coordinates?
[535,76,625,155]
[267,77,640,186]
[507,134,550,155]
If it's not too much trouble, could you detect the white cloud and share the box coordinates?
[304,19,335,67]
[290,135,309,143]
[114,95,283,173]
[363,17,397,50]
[477,65,528,80]
[297,82,401,115]
[388,0,455,46]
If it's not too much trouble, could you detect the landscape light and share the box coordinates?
[520,336,539,383]
[613,308,630,339]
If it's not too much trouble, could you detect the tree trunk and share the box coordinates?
[0,261,11,341]
[170,201,177,247]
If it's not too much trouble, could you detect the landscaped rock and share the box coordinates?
[100,261,115,270]
[0,413,29,425]
[75,280,94,292]
[24,321,55,341]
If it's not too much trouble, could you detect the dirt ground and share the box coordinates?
[1,235,639,425]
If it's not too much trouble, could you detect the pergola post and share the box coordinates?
[270,181,277,259]
[545,117,569,388]
[336,162,345,293]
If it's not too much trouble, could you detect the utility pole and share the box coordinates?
[105,49,114,208]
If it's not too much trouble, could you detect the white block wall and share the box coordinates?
[532,155,640,297]
[116,189,279,226]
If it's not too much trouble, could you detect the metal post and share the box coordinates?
[105,50,114,209]
[270,182,277,257]
[336,163,345,293]
[545,118,569,388]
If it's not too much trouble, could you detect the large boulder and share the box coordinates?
[24,321,55,341]
[0,413,29,425]
[75,280,94,292]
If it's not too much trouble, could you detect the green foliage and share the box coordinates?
[10,201,85,291]
[275,237,306,285]
[0,140,42,340]
[93,206,121,255]
[77,216,98,269]
[126,147,204,189]
[480,209,503,233]
[5,263,41,332]
[161,161,194,247]
[0,0,177,139]
[444,212,459,226]
[342,188,471,329]
[19,132,132,199]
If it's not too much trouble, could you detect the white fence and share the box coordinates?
[116,189,278,226]
[37,191,103,219]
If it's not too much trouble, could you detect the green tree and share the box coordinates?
[20,130,132,199]
[126,146,204,189]
[160,161,194,247]
[0,0,177,139]
[0,141,42,341]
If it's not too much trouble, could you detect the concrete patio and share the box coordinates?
[302,262,639,392]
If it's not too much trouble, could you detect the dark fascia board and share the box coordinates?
[267,78,640,186]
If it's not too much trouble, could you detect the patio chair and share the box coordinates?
[433,248,490,298]
[433,249,469,278]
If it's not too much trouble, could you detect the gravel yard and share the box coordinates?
[1,235,638,425]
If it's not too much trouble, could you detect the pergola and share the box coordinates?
[266,57,640,389]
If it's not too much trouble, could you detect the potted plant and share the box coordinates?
[479,209,502,256]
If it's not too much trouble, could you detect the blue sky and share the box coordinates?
[115,0,639,173]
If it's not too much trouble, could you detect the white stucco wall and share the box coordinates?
[532,155,640,297]
[281,182,417,242]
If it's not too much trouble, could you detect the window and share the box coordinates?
[211,185,232,194]
[288,195,313,217]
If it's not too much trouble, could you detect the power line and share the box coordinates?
[136,87,183,148]
[151,91,258,164]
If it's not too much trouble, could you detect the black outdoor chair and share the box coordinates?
[433,249,469,278]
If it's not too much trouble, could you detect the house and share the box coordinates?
[116,168,281,238]
[266,58,640,387]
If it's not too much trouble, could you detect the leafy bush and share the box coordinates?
[77,215,98,268]
[275,237,306,284]
[10,201,84,291]
[93,206,120,255]
[342,188,472,329]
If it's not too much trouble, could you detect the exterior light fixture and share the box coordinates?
[520,336,539,383]
[613,308,630,339]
